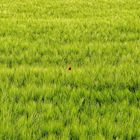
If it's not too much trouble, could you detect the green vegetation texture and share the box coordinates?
[0,0,140,139]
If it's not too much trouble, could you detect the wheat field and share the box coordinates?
[0,0,140,139]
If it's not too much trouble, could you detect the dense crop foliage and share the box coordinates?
[0,0,140,139]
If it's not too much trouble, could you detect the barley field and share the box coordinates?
[0,0,140,139]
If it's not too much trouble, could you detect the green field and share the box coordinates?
[0,0,140,139]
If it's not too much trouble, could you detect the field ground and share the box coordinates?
[0,0,140,139]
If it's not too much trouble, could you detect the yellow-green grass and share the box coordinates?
[0,0,140,139]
